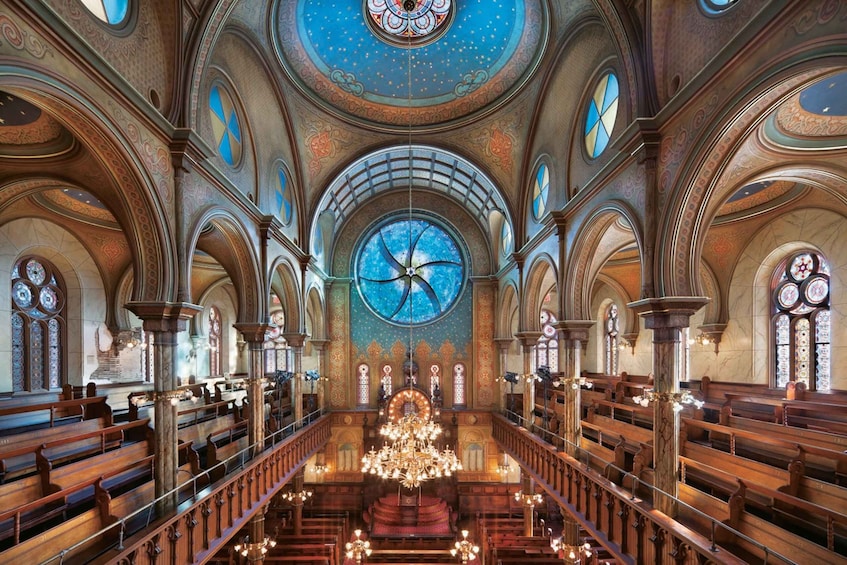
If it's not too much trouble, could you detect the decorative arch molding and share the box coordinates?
[565,201,644,321]
[186,208,264,323]
[661,61,847,297]
[522,254,557,332]
[269,258,303,334]
[497,281,519,340]
[305,286,326,341]
[698,259,722,326]
[591,0,643,116]
[0,76,172,302]
[594,273,637,330]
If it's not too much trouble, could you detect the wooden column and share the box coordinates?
[126,301,203,511]
[628,297,708,517]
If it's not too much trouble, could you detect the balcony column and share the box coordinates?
[126,301,203,511]
[494,337,514,411]
[235,323,272,455]
[285,334,307,423]
[628,297,708,517]
[246,509,268,563]
[554,321,595,458]
[310,339,329,411]
[515,332,542,425]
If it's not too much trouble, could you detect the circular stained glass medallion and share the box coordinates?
[532,163,549,220]
[585,72,619,159]
[13,281,34,309]
[805,276,829,304]
[356,217,465,325]
[26,259,46,285]
[81,0,129,25]
[365,0,453,46]
[40,287,60,311]
[778,283,799,309]
[789,253,813,280]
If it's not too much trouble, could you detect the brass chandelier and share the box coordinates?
[361,412,461,489]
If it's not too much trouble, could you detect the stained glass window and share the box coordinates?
[585,72,619,159]
[501,221,512,256]
[532,164,549,220]
[604,304,619,376]
[701,0,739,13]
[453,363,466,406]
[264,309,292,375]
[275,165,293,225]
[535,308,559,373]
[365,0,452,45]
[772,251,830,391]
[209,306,222,378]
[11,256,65,391]
[81,0,129,25]
[356,217,465,325]
[209,84,242,167]
[357,364,370,406]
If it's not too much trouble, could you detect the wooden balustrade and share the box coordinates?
[37,415,332,565]
[492,413,753,565]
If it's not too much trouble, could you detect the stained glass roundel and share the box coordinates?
[366,0,452,45]
[209,84,242,167]
[275,166,293,225]
[81,0,129,25]
[532,164,549,220]
[356,218,464,325]
[585,72,620,159]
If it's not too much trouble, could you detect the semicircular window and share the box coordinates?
[585,72,619,159]
[81,0,129,25]
[532,163,549,220]
[356,217,465,325]
[701,0,739,14]
[209,84,243,168]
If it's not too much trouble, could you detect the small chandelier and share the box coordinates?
[345,529,373,564]
[553,374,594,390]
[551,537,592,564]
[632,389,704,412]
[514,490,543,507]
[361,413,462,489]
[281,488,313,505]
[450,529,480,563]
[233,535,277,558]
[495,453,511,476]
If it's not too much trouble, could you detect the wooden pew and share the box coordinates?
[0,396,111,435]
[206,421,250,481]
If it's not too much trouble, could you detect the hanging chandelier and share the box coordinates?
[361,412,461,489]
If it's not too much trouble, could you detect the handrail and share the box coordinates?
[499,409,796,564]
[39,408,329,565]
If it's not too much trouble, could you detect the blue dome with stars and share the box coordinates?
[274,0,546,129]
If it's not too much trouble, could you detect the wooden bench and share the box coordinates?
[0,396,111,435]
[206,422,250,481]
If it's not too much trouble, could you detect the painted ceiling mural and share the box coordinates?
[274,0,546,128]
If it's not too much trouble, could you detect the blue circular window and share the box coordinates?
[209,84,243,168]
[356,217,465,325]
[81,0,129,25]
[584,72,619,159]
[532,163,549,220]
[275,165,293,225]
[701,0,739,14]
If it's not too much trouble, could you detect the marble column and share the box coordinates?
[515,332,541,426]
[494,337,514,411]
[285,334,306,424]
[234,323,272,456]
[246,509,268,563]
[555,321,594,458]
[292,473,306,536]
[310,338,329,411]
[628,297,709,517]
[126,301,202,511]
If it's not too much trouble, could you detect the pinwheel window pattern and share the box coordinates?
[356,218,465,325]
[209,84,242,167]
[82,0,129,25]
[584,72,619,159]
[532,163,549,220]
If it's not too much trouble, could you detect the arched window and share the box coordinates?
[604,304,619,376]
[264,310,292,375]
[453,363,467,406]
[208,306,222,377]
[357,363,370,406]
[772,252,830,391]
[535,309,559,372]
[12,256,66,391]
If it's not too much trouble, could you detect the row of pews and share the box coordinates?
[0,380,288,563]
[532,371,847,563]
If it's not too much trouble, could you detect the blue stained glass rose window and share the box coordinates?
[209,84,242,167]
[356,217,465,325]
[532,163,549,220]
[275,166,293,225]
[81,0,129,25]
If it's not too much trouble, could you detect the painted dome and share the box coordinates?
[274,0,546,129]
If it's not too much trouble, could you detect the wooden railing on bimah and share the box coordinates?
[492,413,763,565]
[60,414,331,565]
[0,396,111,433]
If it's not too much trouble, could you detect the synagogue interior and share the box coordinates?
[1,0,847,564]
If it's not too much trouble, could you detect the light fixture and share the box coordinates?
[553,374,594,390]
[551,537,592,564]
[450,530,480,563]
[514,489,543,507]
[281,488,313,505]
[632,389,704,412]
[233,535,277,558]
[360,412,462,489]
[130,388,199,407]
[495,452,511,476]
[345,529,373,564]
